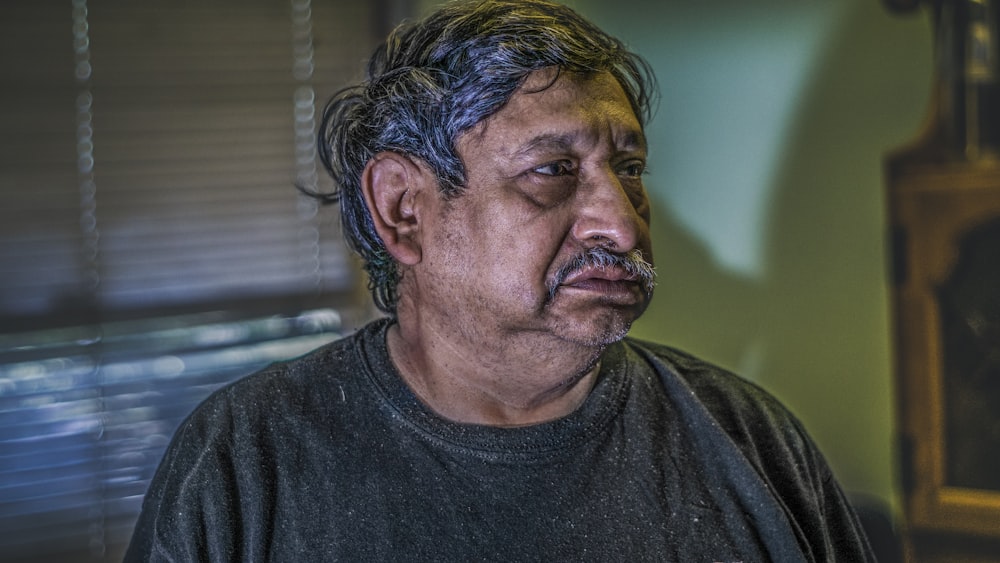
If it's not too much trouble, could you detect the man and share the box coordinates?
[126,1,875,560]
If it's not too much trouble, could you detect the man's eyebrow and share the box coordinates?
[619,129,647,152]
[512,129,647,159]
[512,132,579,159]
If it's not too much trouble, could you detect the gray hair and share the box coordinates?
[315,0,657,314]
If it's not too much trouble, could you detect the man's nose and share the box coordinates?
[571,168,647,251]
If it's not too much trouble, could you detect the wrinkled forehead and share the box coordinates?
[460,68,646,152]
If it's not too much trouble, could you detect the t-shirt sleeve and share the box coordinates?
[123,388,243,562]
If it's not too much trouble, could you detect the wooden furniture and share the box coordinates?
[885,0,1000,560]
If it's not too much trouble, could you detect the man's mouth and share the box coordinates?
[546,248,656,304]
[558,269,644,301]
[561,265,641,286]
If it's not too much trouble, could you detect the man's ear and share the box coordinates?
[360,152,430,266]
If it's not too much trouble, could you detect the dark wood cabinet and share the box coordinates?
[887,155,1000,560]
[885,0,1000,560]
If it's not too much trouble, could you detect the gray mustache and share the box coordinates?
[548,248,656,301]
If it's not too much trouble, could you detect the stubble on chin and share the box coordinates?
[580,322,633,348]
[544,303,645,350]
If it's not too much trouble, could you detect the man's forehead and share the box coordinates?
[513,68,633,111]
[462,69,645,151]
[518,66,564,92]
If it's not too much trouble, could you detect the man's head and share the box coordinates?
[318,0,657,315]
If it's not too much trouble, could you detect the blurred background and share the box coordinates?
[0,0,932,561]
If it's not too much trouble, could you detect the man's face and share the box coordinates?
[413,69,654,349]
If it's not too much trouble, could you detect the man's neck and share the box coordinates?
[386,319,605,427]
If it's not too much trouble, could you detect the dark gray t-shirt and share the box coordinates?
[125,318,873,562]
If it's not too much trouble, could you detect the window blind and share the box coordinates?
[0,1,406,561]
[0,0,387,331]
[0,2,85,325]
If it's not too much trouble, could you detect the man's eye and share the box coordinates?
[533,161,572,176]
[619,160,646,178]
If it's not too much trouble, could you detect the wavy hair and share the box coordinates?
[315,0,657,314]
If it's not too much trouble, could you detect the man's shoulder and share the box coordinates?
[623,338,786,412]
[620,337,812,454]
[621,336,835,503]
[230,327,364,396]
[180,320,385,432]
